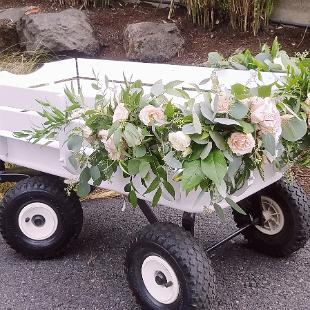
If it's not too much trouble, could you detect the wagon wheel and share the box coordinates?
[233,179,310,257]
[125,222,216,309]
[0,175,83,259]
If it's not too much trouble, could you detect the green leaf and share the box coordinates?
[163,181,175,198]
[182,123,196,134]
[165,102,174,119]
[201,150,227,185]
[90,166,101,181]
[231,84,250,100]
[127,159,141,175]
[151,80,165,96]
[128,190,138,208]
[225,197,246,215]
[281,117,307,142]
[214,203,225,220]
[262,133,276,156]
[139,161,151,178]
[144,177,160,194]
[113,128,122,147]
[152,188,162,208]
[166,88,190,99]
[80,167,91,183]
[124,183,131,192]
[271,37,279,59]
[229,102,248,119]
[209,131,226,150]
[133,145,146,158]
[258,85,272,98]
[67,135,83,152]
[157,166,167,181]
[181,160,205,193]
[77,182,91,197]
[200,142,212,160]
[91,83,100,90]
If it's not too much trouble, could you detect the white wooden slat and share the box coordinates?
[0,59,77,88]
[0,85,68,112]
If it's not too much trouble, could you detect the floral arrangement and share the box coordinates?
[16,54,310,217]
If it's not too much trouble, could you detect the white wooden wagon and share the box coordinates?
[0,59,309,309]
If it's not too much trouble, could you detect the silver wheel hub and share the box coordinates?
[255,196,285,235]
[141,255,180,304]
[18,203,58,240]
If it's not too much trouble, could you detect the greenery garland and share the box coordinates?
[16,53,310,217]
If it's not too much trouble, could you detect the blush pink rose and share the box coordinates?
[113,104,129,123]
[228,132,255,156]
[139,105,165,126]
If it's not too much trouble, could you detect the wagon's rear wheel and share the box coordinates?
[233,179,310,257]
[125,222,216,309]
[0,175,83,259]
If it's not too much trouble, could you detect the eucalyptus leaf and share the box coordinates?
[77,182,91,197]
[193,113,202,134]
[209,131,226,150]
[164,151,182,169]
[281,117,307,142]
[216,181,227,198]
[200,142,213,160]
[229,102,248,119]
[80,167,91,183]
[200,101,214,121]
[90,166,101,181]
[133,145,146,158]
[182,124,197,134]
[68,155,79,170]
[214,118,240,126]
[151,80,165,97]
[128,159,141,175]
[262,133,276,156]
[67,135,83,152]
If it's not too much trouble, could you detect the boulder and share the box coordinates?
[17,9,100,56]
[124,22,185,62]
[0,7,30,50]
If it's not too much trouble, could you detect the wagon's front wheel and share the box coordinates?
[0,175,83,259]
[233,179,310,257]
[125,222,216,309]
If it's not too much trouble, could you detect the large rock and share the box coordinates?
[124,22,185,62]
[17,9,100,56]
[0,7,30,50]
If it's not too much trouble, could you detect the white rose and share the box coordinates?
[113,104,129,123]
[214,87,232,113]
[82,126,92,139]
[228,132,255,156]
[168,131,191,152]
[139,105,165,126]
[250,97,282,142]
[98,129,109,144]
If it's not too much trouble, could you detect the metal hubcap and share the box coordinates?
[255,196,285,235]
[18,203,58,240]
[141,255,180,304]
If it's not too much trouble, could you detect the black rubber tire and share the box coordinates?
[0,160,5,171]
[0,175,83,259]
[233,179,310,257]
[125,222,216,310]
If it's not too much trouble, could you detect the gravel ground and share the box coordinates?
[0,197,309,310]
